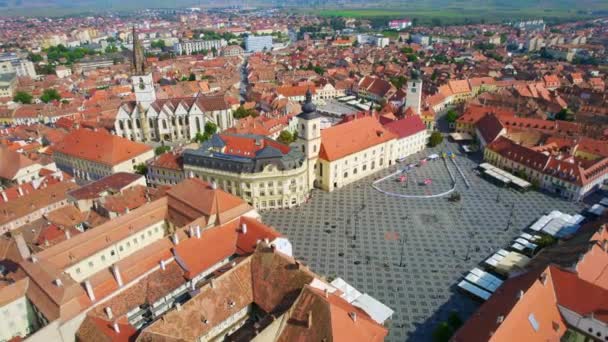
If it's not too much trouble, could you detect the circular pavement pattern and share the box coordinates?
[261,141,585,341]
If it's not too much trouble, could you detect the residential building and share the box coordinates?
[453,225,608,342]
[135,246,391,342]
[147,150,185,188]
[383,115,428,160]
[244,35,273,53]
[52,129,154,184]
[357,34,390,48]
[484,136,608,201]
[66,172,146,211]
[389,19,412,30]
[0,146,45,186]
[183,134,309,210]
[221,45,245,57]
[0,53,36,78]
[0,72,16,98]
[0,180,78,233]
[0,178,269,342]
[173,39,227,55]
[357,76,396,103]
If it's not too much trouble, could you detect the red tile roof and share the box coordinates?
[53,129,152,166]
[319,116,397,161]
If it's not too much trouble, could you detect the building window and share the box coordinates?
[344,172,348,178]
[101,255,106,262]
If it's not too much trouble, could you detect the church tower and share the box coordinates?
[296,90,322,190]
[406,69,423,115]
[131,26,154,141]
[131,26,155,110]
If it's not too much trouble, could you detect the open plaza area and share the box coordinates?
[262,140,587,341]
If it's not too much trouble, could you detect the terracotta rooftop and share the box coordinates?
[53,129,152,166]
[67,173,144,200]
[319,116,397,162]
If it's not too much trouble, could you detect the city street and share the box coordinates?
[262,141,584,341]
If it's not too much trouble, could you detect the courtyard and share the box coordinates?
[261,140,585,341]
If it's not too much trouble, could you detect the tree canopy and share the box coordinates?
[40,89,61,103]
[13,91,33,104]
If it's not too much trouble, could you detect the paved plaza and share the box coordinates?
[261,141,585,341]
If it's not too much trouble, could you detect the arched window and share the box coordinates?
[196,118,201,132]
[162,120,167,129]
[136,119,141,129]
[149,118,154,128]
[127,121,132,129]
[119,121,124,130]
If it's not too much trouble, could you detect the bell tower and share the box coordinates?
[131,26,156,111]
[406,69,423,115]
[296,89,322,190]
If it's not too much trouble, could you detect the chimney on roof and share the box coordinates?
[324,288,329,298]
[189,225,194,237]
[30,255,38,263]
[307,311,313,328]
[349,311,357,322]
[0,191,7,202]
[176,302,182,311]
[602,240,608,252]
[496,315,504,324]
[210,279,215,289]
[160,259,166,271]
[190,281,196,291]
[539,272,548,285]
[105,307,113,320]
[112,264,124,287]
[112,321,120,334]
[241,223,247,234]
[195,225,201,239]
[84,279,96,302]
[172,233,180,245]
[54,278,63,287]
[264,238,270,245]
[516,290,524,300]
[17,187,23,196]
[64,229,71,240]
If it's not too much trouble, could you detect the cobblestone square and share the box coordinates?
[262,141,585,341]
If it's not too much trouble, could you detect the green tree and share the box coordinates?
[277,130,295,144]
[40,89,61,103]
[446,109,458,123]
[194,122,218,143]
[234,106,256,119]
[428,131,443,147]
[555,108,573,121]
[188,73,196,81]
[155,145,171,156]
[407,54,418,62]
[151,40,166,49]
[13,91,33,104]
[105,44,118,54]
[28,53,43,63]
[389,75,407,89]
[134,163,148,175]
[432,322,453,342]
